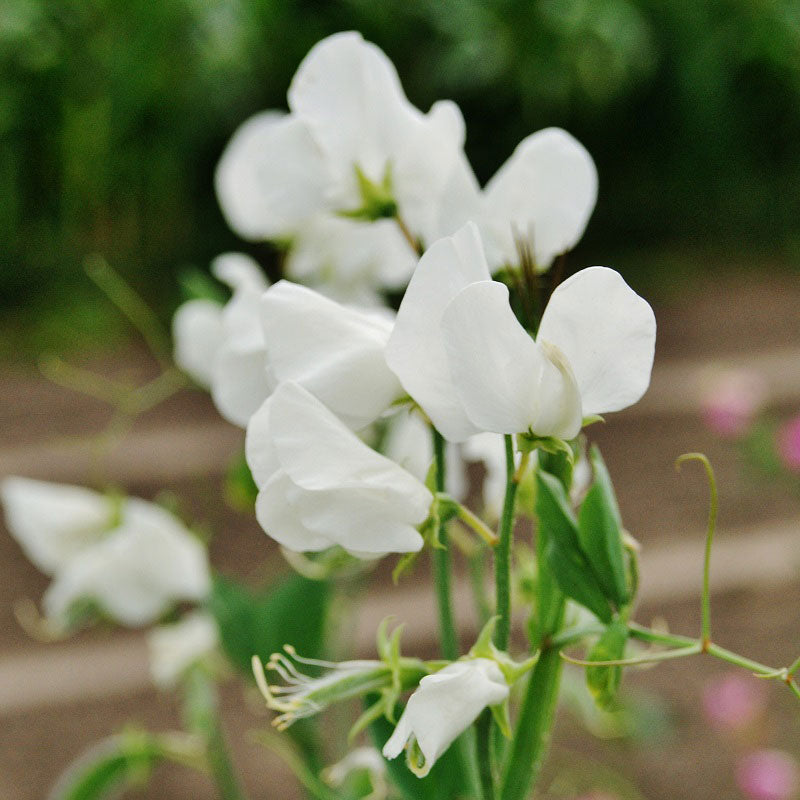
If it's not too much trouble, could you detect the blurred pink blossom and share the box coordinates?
[777,416,800,472]
[702,673,767,731]
[736,750,799,800]
[700,370,767,438]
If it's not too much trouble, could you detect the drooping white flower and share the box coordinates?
[387,223,656,442]
[148,611,219,689]
[382,658,509,777]
[172,252,274,427]
[215,32,471,292]
[1,477,211,629]
[480,127,598,272]
[245,382,433,558]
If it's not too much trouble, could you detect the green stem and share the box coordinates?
[84,254,172,366]
[432,428,459,661]
[182,668,248,800]
[495,435,520,651]
[675,453,718,648]
[475,710,496,800]
[499,641,564,800]
[430,427,484,800]
[468,545,492,626]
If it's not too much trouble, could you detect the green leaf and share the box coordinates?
[535,472,612,623]
[48,732,164,800]
[586,619,629,710]
[366,696,467,800]
[577,446,629,608]
[538,446,575,493]
[209,572,329,676]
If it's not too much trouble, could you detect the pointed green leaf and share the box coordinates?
[535,472,612,623]
[577,447,629,607]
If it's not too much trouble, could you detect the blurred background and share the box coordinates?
[2,1,800,799]
[4,0,800,355]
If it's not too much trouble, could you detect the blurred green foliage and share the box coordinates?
[3,0,800,346]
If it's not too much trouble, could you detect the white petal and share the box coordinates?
[244,396,281,486]
[383,659,509,777]
[215,111,329,240]
[284,214,416,293]
[386,223,491,442]
[482,128,598,270]
[392,100,473,244]
[260,281,401,430]
[172,299,223,387]
[207,254,274,427]
[537,266,656,415]
[288,32,421,204]
[440,281,546,434]
[254,472,333,552]
[0,477,112,574]
[43,499,210,627]
[268,383,431,515]
[212,253,270,350]
[148,611,219,689]
[211,343,274,428]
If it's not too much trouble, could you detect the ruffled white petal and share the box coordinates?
[0,477,112,574]
[247,383,431,558]
[260,281,401,430]
[211,343,275,428]
[382,659,509,777]
[440,280,546,434]
[172,299,223,387]
[215,111,329,240]
[43,499,210,627]
[386,223,491,442]
[482,127,598,270]
[537,266,656,416]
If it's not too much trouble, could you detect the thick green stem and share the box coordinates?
[475,710,496,800]
[495,435,520,651]
[498,640,564,800]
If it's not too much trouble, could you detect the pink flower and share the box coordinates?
[701,370,766,439]
[736,750,799,800]
[777,415,800,472]
[702,673,766,731]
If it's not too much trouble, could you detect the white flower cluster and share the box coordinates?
[0,30,658,782]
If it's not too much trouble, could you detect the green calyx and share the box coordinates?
[340,164,398,221]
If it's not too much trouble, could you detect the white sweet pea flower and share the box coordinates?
[387,223,656,442]
[480,127,598,272]
[245,382,432,558]
[172,252,274,427]
[215,32,470,292]
[147,611,219,689]
[1,477,210,629]
[382,658,509,777]
[260,281,401,431]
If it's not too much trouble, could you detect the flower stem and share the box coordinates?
[432,428,459,662]
[394,214,421,256]
[495,435,524,650]
[182,667,248,800]
[498,633,564,800]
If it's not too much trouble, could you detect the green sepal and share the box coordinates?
[535,471,613,623]
[490,699,512,739]
[178,266,228,304]
[577,446,629,608]
[519,432,575,464]
[223,449,258,512]
[585,619,629,710]
[339,164,398,221]
[392,550,420,583]
[582,414,605,428]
